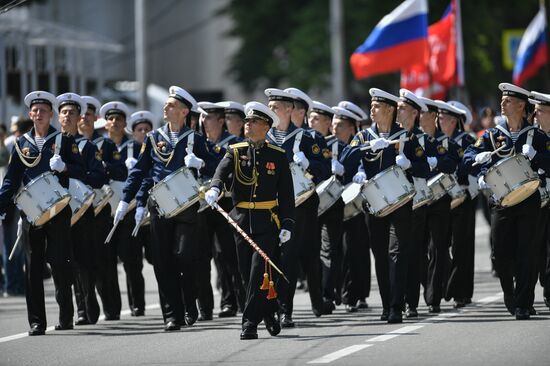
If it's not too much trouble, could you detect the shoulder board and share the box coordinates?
[229,142,249,149]
[266,143,286,153]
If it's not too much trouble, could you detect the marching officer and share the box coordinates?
[463,83,550,319]
[204,101,295,340]
[0,91,85,335]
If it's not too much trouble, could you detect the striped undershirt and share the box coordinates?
[272,129,287,145]
[169,131,178,146]
[35,136,45,151]
[510,131,520,144]
[379,132,390,139]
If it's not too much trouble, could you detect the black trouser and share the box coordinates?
[405,205,427,309]
[423,195,451,307]
[25,206,73,328]
[446,194,477,302]
[529,195,548,307]
[368,201,412,311]
[544,207,550,301]
[341,212,370,306]
[491,192,540,309]
[72,207,100,323]
[236,228,279,329]
[319,199,344,303]
[113,208,145,313]
[150,202,198,324]
[278,192,323,316]
[195,208,214,315]
[94,205,121,319]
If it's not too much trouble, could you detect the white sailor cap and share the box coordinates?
[81,96,101,114]
[94,118,107,130]
[129,110,154,131]
[24,90,57,110]
[418,96,439,112]
[528,91,550,106]
[399,89,428,112]
[284,87,312,111]
[168,85,197,110]
[100,101,131,120]
[217,101,245,118]
[447,100,472,124]
[498,82,530,101]
[198,101,225,115]
[369,88,399,107]
[310,101,335,118]
[435,100,466,119]
[337,101,368,120]
[57,93,87,115]
[244,101,280,128]
[264,88,295,103]
[332,106,361,121]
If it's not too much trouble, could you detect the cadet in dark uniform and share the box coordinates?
[204,101,295,340]
[119,86,215,331]
[351,88,429,323]
[463,83,550,320]
[0,91,85,335]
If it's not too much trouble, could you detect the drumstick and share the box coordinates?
[472,144,507,166]
[360,138,409,151]
[104,218,121,244]
[131,219,141,237]
[8,218,25,261]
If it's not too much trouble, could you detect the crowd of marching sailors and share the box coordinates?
[1,81,550,339]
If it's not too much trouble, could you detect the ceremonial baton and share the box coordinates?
[472,144,507,166]
[213,202,289,283]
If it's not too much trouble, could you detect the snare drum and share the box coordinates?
[93,185,114,216]
[148,167,201,218]
[427,173,456,202]
[15,172,71,226]
[448,177,467,209]
[412,177,433,210]
[539,187,549,208]
[341,183,364,221]
[68,178,96,226]
[361,165,415,217]
[109,180,136,216]
[316,176,344,216]
[484,154,540,207]
[290,163,315,207]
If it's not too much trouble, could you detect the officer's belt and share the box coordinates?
[235,200,280,229]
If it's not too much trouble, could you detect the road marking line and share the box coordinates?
[0,303,161,344]
[476,293,503,304]
[366,325,424,342]
[308,344,373,364]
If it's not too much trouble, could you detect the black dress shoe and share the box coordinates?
[104,315,120,321]
[280,314,295,328]
[322,300,336,315]
[405,306,418,318]
[54,323,74,330]
[388,308,403,324]
[131,308,145,317]
[198,311,213,321]
[515,307,530,320]
[218,306,236,318]
[428,305,441,313]
[357,300,369,311]
[529,306,537,316]
[503,293,516,315]
[380,309,389,321]
[28,324,46,336]
[345,304,358,313]
[185,312,198,326]
[240,326,258,340]
[453,299,466,309]
[465,298,472,305]
[75,316,90,326]
[264,313,281,336]
[164,321,181,331]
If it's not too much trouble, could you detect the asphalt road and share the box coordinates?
[1,211,549,366]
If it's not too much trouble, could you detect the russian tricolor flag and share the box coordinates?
[513,5,548,86]
[350,0,429,80]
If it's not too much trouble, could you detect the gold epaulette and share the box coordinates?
[266,143,286,153]
[229,142,249,149]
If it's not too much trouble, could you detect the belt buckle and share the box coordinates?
[248,202,255,209]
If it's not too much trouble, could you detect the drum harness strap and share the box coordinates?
[491,125,534,158]
[331,138,339,160]
[363,128,384,162]
[15,132,62,168]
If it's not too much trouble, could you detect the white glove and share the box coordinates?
[522,144,536,160]
[331,159,344,176]
[293,151,310,170]
[134,206,146,224]
[352,171,367,184]
[427,156,438,170]
[114,201,129,223]
[184,153,205,169]
[395,154,412,170]
[49,154,66,172]
[204,187,220,207]
[279,229,291,244]
[125,157,138,170]
[478,176,490,190]
[475,151,492,165]
[369,138,390,152]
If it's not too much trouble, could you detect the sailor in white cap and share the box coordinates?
[338,100,369,131]
[264,87,332,327]
[463,83,550,320]
[204,101,294,340]
[350,87,429,323]
[78,96,101,140]
[0,91,86,335]
[284,87,312,129]
[218,101,245,138]
[118,85,215,331]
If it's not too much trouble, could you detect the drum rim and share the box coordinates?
[497,179,540,207]
[485,153,531,174]
[369,193,414,217]
[32,195,72,226]
[14,171,60,200]
[364,165,406,187]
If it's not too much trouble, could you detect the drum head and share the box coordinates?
[500,180,539,207]
[34,196,71,227]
